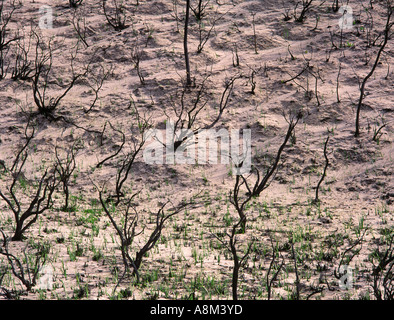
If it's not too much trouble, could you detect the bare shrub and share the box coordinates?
[96,190,190,286]
[0,119,59,241]
[371,233,394,300]
[11,27,34,81]
[355,2,393,137]
[164,74,241,152]
[294,0,314,23]
[54,142,79,212]
[0,0,19,79]
[0,229,50,298]
[71,4,89,48]
[31,33,88,117]
[102,0,129,31]
[217,113,301,300]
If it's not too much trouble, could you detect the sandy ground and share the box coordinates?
[0,0,393,300]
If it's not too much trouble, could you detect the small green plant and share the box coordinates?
[68,243,84,262]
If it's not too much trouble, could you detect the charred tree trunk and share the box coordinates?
[184,0,192,86]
